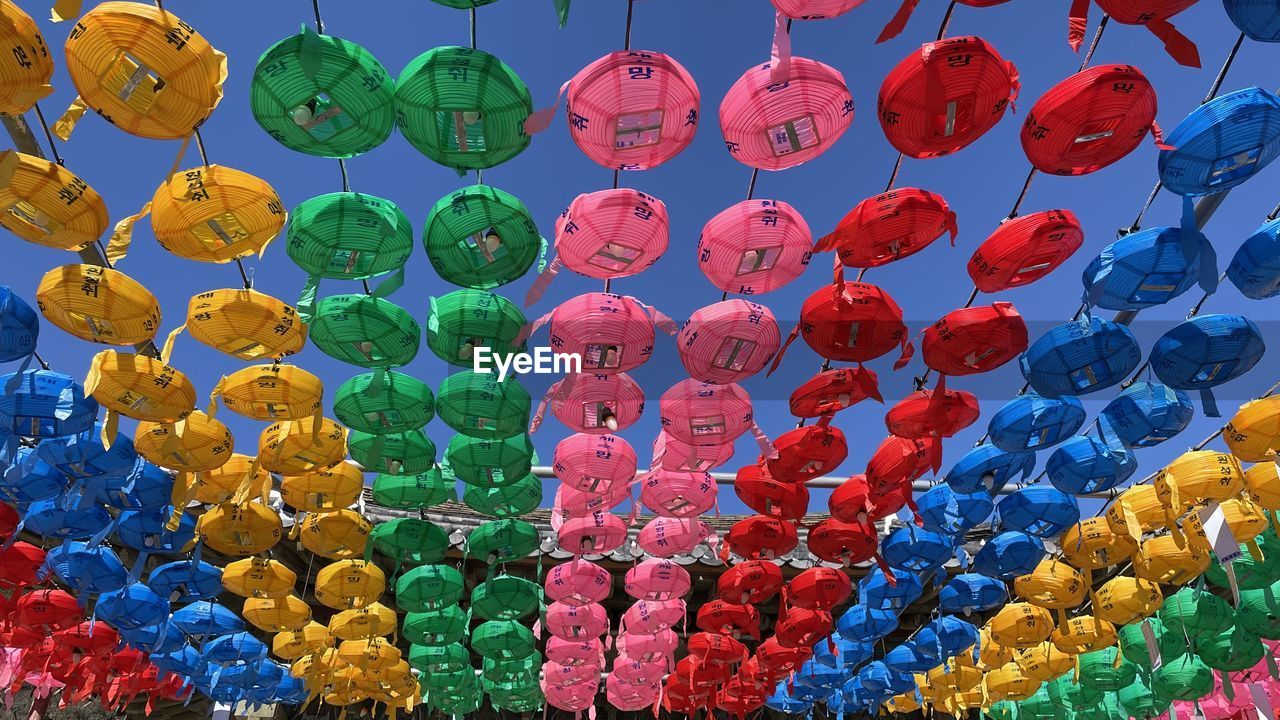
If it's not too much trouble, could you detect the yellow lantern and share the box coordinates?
[989,603,1053,649]
[184,453,270,505]
[975,627,1011,670]
[196,501,282,556]
[1013,641,1074,681]
[1059,517,1137,571]
[210,363,324,421]
[328,602,396,641]
[60,2,226,140]
[272,621,332,660]
[1244,461,1280,510]
[1050,615,1116,654]
[337,638,401,672]
[150,165,285,263]
[0,1,53,114]
[314,559,385,610]
[886,692,921,714]
[1156,451,1245,520]
[243,593,311,633]
[983,662,1041,702]
[258,416,346,475]
[222,556,296,599]
[280,462,363,513]
[926,664,982,693]
[1182,495,1268,554]
[134,410,232,473]
[176,288,306,361]
[1133,534,1210,585]
[1094,576,1162,625]
[0,153,106,250]
[1105,484,1168,542]
[1013,559,1086,610]
[297,508,371,560]
[36,265,159,345]
[85,350,195,442]
[1225,395,1280,462]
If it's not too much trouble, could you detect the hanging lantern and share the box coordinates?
[0,1,52,115]
[425,289,525,367]
[698,198,811,295]
[1067,1,1199,66]
[1082,226,1205,311]
[1133,534,1210,584]
[62,2,226,140]
[637,516,716,559]
[0,369,97,440]
[532,291,673,374]
[423,184,541,289]
[86,350,195,425]
[1245,458,1280,510]
[1150,314,1265,417]
[298,509,372,560]
[539,371,644,435]
[881,525,951,573]
[279,461,363,512]
[37,265,160,345]
[0,153,108,251]
[771,0,866,18]
[938,574,1006,616]
[677,299,779,384]
[221,556,297,599]
[274,622,333,659]
[0,285,37,363]
[1058,517,1137,572]
[436,370,529,439]
[767,422,847,481]
[987,393,1086,452]
[251,26,393,157]
[243,594,312,633]
[916,484,993,537]
[350,427,436,475]
[944,442,1035,493]
[197,501,282,556]
[720,56,852,171]
[371,468,453,509]
[180,288,306,361]
[396,563,465,612]
[658,378,761,448]
[332,370,434,435]
[369,517,449,565]
[972,530,1046,579]
[1021,317,1142,397]
[134,410,232,474]
[989,603,1053,649]
[923,302,1028,377]
[818,188,957,268]
[151,165,285,263]
[878,36,1018,159]
[1020,65,1161,176]
[1098,380,1194,448]
[211,363,324,421]
[734,464,809,520]
[968,210,1083,292]
[444,433,532,487]
[726,514,798,560]
[787,280,910,371]
[463,473,540,517]
[552,432,636,493]
[313,559,385,610]
[257,416,346,475]
[309,294,420,369]
[1224,0,1280,41]
[1158,86,1280,196]
[1156,450,1245,516]
[1228,216,1280,299]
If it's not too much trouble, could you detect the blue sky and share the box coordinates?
[9,0,1280,517]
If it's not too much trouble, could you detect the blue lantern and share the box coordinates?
[0,370,97,441]
[201,631,269,667]
[837,604,900,641]
[945,443,1035,493]
[1082,227,1205,312]
[119,620,186,653]
[1228,217,1280,299]
[150,643,205,677]
[1098,381,1194,448]
[766,686,814,714]
[916,616,979,661]
[814,634,874,670]
[1021,317,1142,397]
[1159,87,1280,197]
[115,506,196,556]
[0,286,38,364]
[1,447,68,503]
[998,485,1080,537]
[89,458,173,510]
[1149,314,1266,417]
[858,661,914,695]
[42,540,128,594]
[1223,0,1280,42]
[19,497,111,540]
[988,393,1086,452]
[939,573,1008,615]
[880,526,954,573]
[884,642,938,674]
[972,530,1046,579]
[1046,435,1137,495]
[95,582,170,631]
[148,558,224,603]
[917,484,994,537]
[858,568,923,611]
[172,601,247,640]
[38,421,136,480]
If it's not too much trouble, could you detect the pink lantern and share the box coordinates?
[719,57,853,171]
[523,292,676,375]
[772,0,867,17]
[542,661,600,689]
[545,559,612,606]
[676,300,780,384]
[650,432,734,474]
[640,469,718,518]
[612,659,668,687]
[545,602,610,641]
[545,637,607,667]
[658,379,766,450]
[532,371,646,434]
[624,558,692,601]
[616,628,679,665]
[556,511,628,555]
[606,674,660,712]
[552,433,638,493]
[622,599,687,634]
[698,199,813,295]
[553,482,630,519]
[526,189,670,305]
[528,51,700,171]
[636,516,718,558]
[543,676,598,711]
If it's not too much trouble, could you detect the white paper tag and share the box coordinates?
[1141,618,1162,670]
[1198,502,1242,564]
[1249,681,1274,720]
[1226,562,1242,607]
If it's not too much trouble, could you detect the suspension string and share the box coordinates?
[30,104,64,166]
[190,129,254,290]
[604,0,638,295]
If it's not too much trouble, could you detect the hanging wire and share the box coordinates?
[30,104,64,166]
[935,0,958,41]
[192,129,254,290]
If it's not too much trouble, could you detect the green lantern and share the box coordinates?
[1157,586,1234,637]
[403,605,469,646]
[426,289,526,367]
[985,701,1017,720]
[421,668,476,694]
[484,654,541,684]
[472,575,540,621]
[1076,648,1137,692]
[1198,624,1264,671]
[286,192,413,319]
[395,564,464,612]
[333,371,435,435]
[251,26,395,158]
[368,518,450,565]
[466,519,539,563]
[348,428,436,476]
[409,641,470,674]
[1116,672,1171,720]
[436,371,531,440]
[471,620,536,661]
[1016,686,1059,720]
[1237,580,1280,638]
[423,185,542,289]
[308,295,420,368]
[463,473,542,517]
[1152,654,1213,701]
[1118,618,1186,669]
[372,469,455,509]
[1206,529,1280,590]
[396,47,532,172]
[445,433,535,488]
[1074,693,1127,720]
[1046,674,1103,710]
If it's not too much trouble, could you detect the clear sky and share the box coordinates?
[9,0,1280,518]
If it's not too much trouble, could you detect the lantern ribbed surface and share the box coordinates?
[878,36,1018,159]
[677,299,779,384]
[819,188,957,269]
[0,369,97,439]
[550,188,668,282]
[309,295,420,369]
[251,27,394,157]
[658,378,756,447]
[279,462,363,512]
[1150,314,1266,414]
[1083,226,1203,311]
[0,285,38,362]
[198,501,282,557]
[1158,86,1280,196]
[332,370,434,435]
[720,57,852,171]
[426,289,526,367]
[552,433,636,493]
[445,433,533,487]
[396,46,532,171]
[298,509,371,560]
[85,350,195,423]
[1227,216,1280,299]
[64,2,226,139]
[348,428,436,476]
[771,0,866,17]
[436,371,529,439]
[543,371,645,434]
[37,264,160,345]
[922,302,1028,376]
[313,559,384,610]
[463,472,541,517]
[184,288,306,361]
[222,556,296,599]
[1099,380,1194,448]
[134,410,232,473]
[1046,435,1137,494]
[698,198,811,295]
[1223,0,1280,41]
[0,152,108,251]
[423,184,540,289]
[371,468,452,510]
[151,165,286,263]
[541,292,661,374]
[214,363,324,421]
[969,209,1083,292]
[987,393,1085,452]
[0,1,52,115]
[1020,316,1142,397]
[257,416,346,475]
[797,281,908,364]
[1225,395,1280,461]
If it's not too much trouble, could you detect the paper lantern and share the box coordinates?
[640,469,717,518]
[134,409,232,473]
[436,370,529,439]
[1228,216,1280,299]
[187,453,268,505]
[997,485,1080,537]
[472,576,540,621]
[988,393,1085,452]
[916,484,993,537]
[257,416,346,475]
[147,556,222,602]
[0,1,51,115]
[309,294,420,369]
[790,366,882,418]
[1150,314,1265,417]
[944,442,1035,493]
[423,185,541,289]
[1083,226,1206,312]
[788,567,852,612]
[274,622,333,659]
[1059,517,1137,571]
[698,198,810,295]
[197,501,282,556]
[1045,436,1137,495]
[222,556,296,599]
[426,289,526,368]
[1077,648,1138,692]
[86,350,196,424]
[369,517,448,565]
[243,594,311,633]
[313,559,384,610]
[818,187,957,269]
[766,421,846,481]
[532,291,671,375]
[37,265,160,345]
[0,369,96,440]
[1159,87,1280,196]
[211,363,323,421]
[726,515,799,560]
[297,509,371,560]
[63,2,226,139]
[938,573,1006,616]
[396,46,531,171]
[969,210,1083,293]
[403,605,467,645]
[658,378,759,447]
[463,472,541,517]
[791,280,910,367]
[637,516,715,558]
[1156,450,1245,515]
[989,603,1053,649]
[1021,317,1142,397]
[536,371,643,435]
[972,530,1046,580]
[677,299,779,384]
[551,432,636,493]
[180,288,306,361]
[878,36,1018,159]
[720,57,852,171]
[279,461,363,512]
[44,541,126,594]
[1099,380,1194,448]
[150,165,284,263]
[1133,534,1210,584]
[332,371,434,437]
[0,153,108,251]
[1224,0,1280,41]
[1245,459,1280,510]
[0,285,37,363]
[444,432,532,486]
[922,302,1028,376]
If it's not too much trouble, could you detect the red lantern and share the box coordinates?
[717,560,784,605]
[774,607,834,648]
[789,366,882,418]
[829,474,872,524]
[864,435,933,495]
[687,632,748,666]
[884,386,982,471]
[805,518,878,566]
[786,567,852,611]
[765,421,847,482]
[967,210,1083,292]
[734,465,810,521]
[1021,66,1163,176]
[877,37,1019,158]
[664,676,712,713]
[55,621,119,659]
[726,516,798,560]
[15,589,80,631]
[921,302,1028,376]
[0,503,17,541]
[771,279,911,378]
[0,625,43,648]
[0,541,47,588]
[696,600,762,640]
[1068,0,1200,67]
[755,637,813,678]
[815,188,957,268]
[718,680,768,716]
